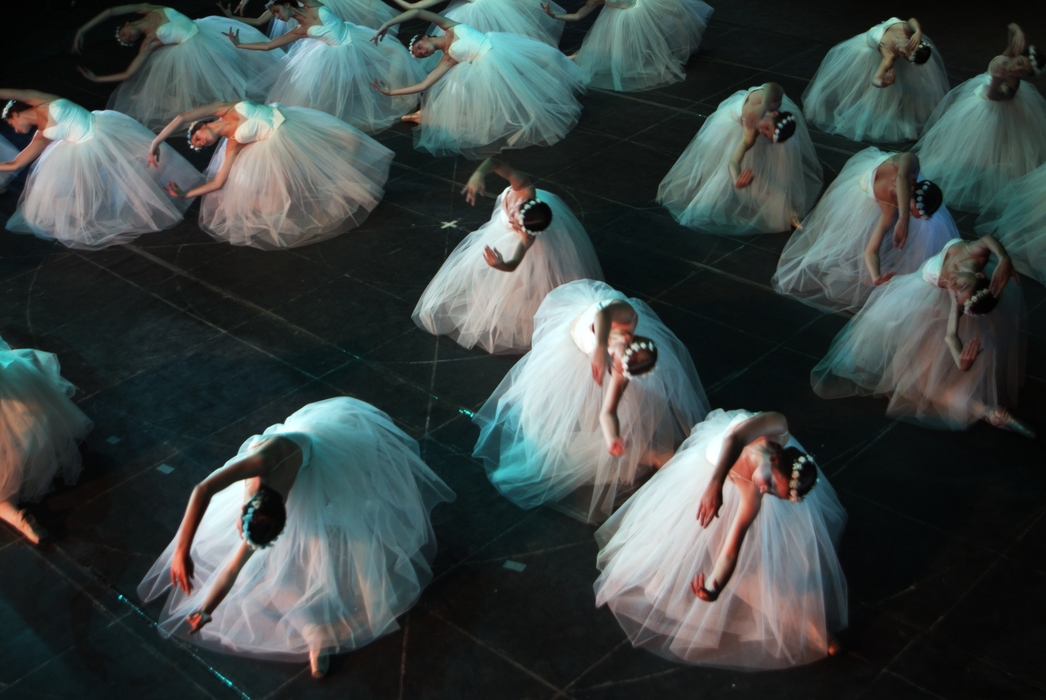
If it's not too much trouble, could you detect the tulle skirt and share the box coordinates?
[594,408,847,669]
[0,135,17,188]
[5,111,201,249]
[976,164,1046,286]
[802,33,948,143]
[573,0,713,92]
[107,18,281,131]
[265,30,426,133]
[912,75,1046,212]
[138,397,455,661]
[472,279,709,523]
[0,338,93,504]
[416,32,584,158]
[268,0,397,39]
[811,272,1025,429]
[412,190,604,353]
[199,106,393,249]
[772,148,956,314]
[438,0,565,46]
[657,90,823,234]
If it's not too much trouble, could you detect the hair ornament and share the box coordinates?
[621,338,656,379]
[1029,45,1045,76]
[788,453,813,503]
[2,100,16,121]
[913,181,932,218]
[963,288,992,317]
[408,34,422,54]
[772,114,795,143]
[906,40,931,62]
[115,25,136,46]
[518,198,543,235]
[186,120,210,151]
[241,493,279,550]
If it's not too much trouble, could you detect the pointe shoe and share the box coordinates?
[309,650,329,679]
[790,214,803,231]
[827,634,842,657]
[400,112,421,125]
[15,510,49,545]
[986,407,1036,440]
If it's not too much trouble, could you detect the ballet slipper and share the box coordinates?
[401,111,421,124]
[309,649,329,679]
[985,407,1036,439]
[14,510,49,545]
[827,634,842,657]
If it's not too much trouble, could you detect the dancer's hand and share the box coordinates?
[892,215,909,250]
[217,2,237,18]
[165,181,187,198]
[171,549,195,593]
[224,27,241,46]
[690,573,719,601]
[462,171,486,205]
[371,79,393,95]
[880,69,896,87]
[77,66,100,82]
[148,142,163,169]
[590,347,608,386]
[990,258,1019,297]
[234,0,251,15]
[371,27,389,44]
[958,338,981,371]
[608,436,628,457]
[186,610,212,634]
[482,245,505,268]
[541,1,558,19]
[904,31,922,56]
[733,167,753,189]
[696,482,723,527]
[72,31,85,55]
[872,271,897,286]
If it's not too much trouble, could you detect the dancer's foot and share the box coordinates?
[14,510,49,545]
[309,649,329,679]
[827,634,842,657]
[985,407,1035,439]
[401,111,421,125]
[790,213,803,231]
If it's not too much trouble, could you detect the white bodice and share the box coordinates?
[447,24,492,62]
[306,6,353,46]
[866,17,904,49]
[42,99,95,144]
[155,7,200,45]
[858,150,895,202]
[921,238,964,287]
[570,299,615,354]
[233,102,286,143]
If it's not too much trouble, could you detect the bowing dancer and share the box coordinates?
[0,336,93,545]
[390,0,565,47]
[803,17,948,143]
[812,235,1033,437]
[657,82,822,234]
[773,149,952,314]
[222,0,396,41]
[138,398,455,678]
[541,0,713,92]
[412,158,603,353]
[913,23,1046,212]
[150,100,393,249]
[370,9,584,158]
[226,0,424,133]
[977,161,1046,286]
[72,4,280,130]
[473,279,709,523]
[594,409,847,669]
[1,90,202,249]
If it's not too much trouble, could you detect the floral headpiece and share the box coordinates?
[1,100,17,121]
[913,180,934,218]
[518,198,544,235]
[622,338,657,379]
[906,40,931,62]
[1029,46,1045,76]
[963,288,992,317]
[186,120,210,151]
[788,454,813,503]
[408,34,422,55]
[115,25,137,47]
[241,493,280,550]
[772,113,795,143]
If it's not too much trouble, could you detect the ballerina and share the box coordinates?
[412,158,603,353]
[541,0,713,92]
[812,235,1032,436]
[912,23,1046,212]
[802,17,948,143]
[138,397,454,678]
[0,336,93,545]
[149,100,393,249]
[370,9,584,158]
[772,149,953,314]
[657,83,822,235]
[594,409,847,669]
[72,4,280,131]
[1,90,202,249]
[391,0,564,47]
[221,0,396,41]
[225,1,424,133]
[976,162,1046,286]
[473,278,709,523]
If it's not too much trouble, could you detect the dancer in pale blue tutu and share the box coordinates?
[977,161,1046,285]
[0,133,19,192]
[391,0,565,46]
[370,9,584,158]
[542,0,712,92]
[221,0,396,40]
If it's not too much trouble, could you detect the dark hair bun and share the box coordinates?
[241,485,286,548]
[911,42,932,65]
[772,112,797,143]
[520,199,552,234]
[780,446,817,499]
[623,335,658,377]
[913,180,943,218]
[2,100,33,120]
[964,276,1000,316]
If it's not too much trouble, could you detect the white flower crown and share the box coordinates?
[518,198,545,235]
[788,454,813,503]
[241,494,280,550]
[621,339,656,379]
[906,40,931,62]
[115,25,136,47]
[963,288,992,317]
[772,114,795,143]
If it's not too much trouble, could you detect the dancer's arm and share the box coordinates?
[483,240,533,271]
[696,412,789,527]
[149,102,236,166]
[372,9,455,41]
[225,25,303,50]
[0,89,58,105]
[186,542,256,633]
[904,18,924,55]
[864,200,898,286]
[72,3,162,53]
[390,0,446,9]
[1004,23,1027,58]
[78,36,163,82]
[690,493,761,601]
[167,141,243,199]
[372,59,454,96]
[944,296,981,371]
[599,370,629,456]
[0,133,52,173]
[892,152,919,249]
[728,129,757,189]
[872,47,897,87]
[542,0,601,22]
[217,2,272,26]
[462,157,536,205]
[968,235,1020,296]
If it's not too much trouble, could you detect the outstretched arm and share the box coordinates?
[968,235,1019,296]
[462,157,536,204]
[170,141,243,198]
[864,200,898,285]
[390,0,446,9]
[728,129,757,188]
[72,3,161,52]
[217,2,272,26]
[186,542,255,633]
[0,89,60,105]
[944,296,980,371]
[483,238,533,272]
[0,132,52,173]
[79,36,161,82]
[373,9,455,41]
[373,57,454,96]
[691,493,761,601]
[225,25,303,50]
[149,102,236,165]
[542,0,601,22]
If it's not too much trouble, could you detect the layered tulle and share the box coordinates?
[573,0,713,92]
[772,148,955,314]
[0,135,17,188]
[265,25,425,133]
[416,30,585,158]
[268,0,397,39]
[594,408,847,669]
[437,0,565,46]
[412,189,604,353]
[199,105,393,249]
[657,90,823,234]
[976,164,1046,286]
[107,18,281,131]
[0,338,93,504]
[802,26,948,143]
[912,75,1046,212]
[6,111,201,249]
[472,279,709,523]
[811,269,1025,429]
[138,397,455,661]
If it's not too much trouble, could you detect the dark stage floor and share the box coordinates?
[2,2,1045,698]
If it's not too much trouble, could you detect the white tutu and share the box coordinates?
[802,20,948,143]
[912,75,1046,212]
[976,164,1046,286]
[811,264,1025,430]
[268,0,397,39]
[199,104,393,249]
[436,0,564,46]
[265,15,425,133]
[415,25,584,158]
[0,135,18,188]
[573,0,713,92]
[594,408,848,669]
[772,147,956,314]
[6,105,202,249]
[107,16,281,131]
[657,89,823,235]
[472,279,709,523]
[0,337,93,504]
[412,188,604,353]
[138,397,455,662]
